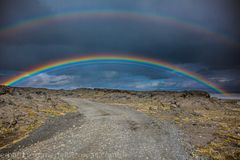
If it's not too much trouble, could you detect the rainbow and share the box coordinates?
[0,10,239,47]
[2,54,226,94]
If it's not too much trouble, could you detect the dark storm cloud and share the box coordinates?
[1,0,240,69]
[0,0,239,92]
[199,67,240,93]
[0,0,52,25]
[1,17,239,70]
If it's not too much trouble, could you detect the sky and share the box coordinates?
[0,0,239,93]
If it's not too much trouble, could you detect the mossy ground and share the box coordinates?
[73,89,240,160]
[1,87,239,159]
[0,86,78,149]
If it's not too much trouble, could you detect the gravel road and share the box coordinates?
[1,98,193,160]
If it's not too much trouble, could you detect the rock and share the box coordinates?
[0,98,5,104]
[237,101,240,106]
[181,91,210,98]
[149,106,158,111]
[35,91,46,95]
[0,86,15,95]
[0,86,9,95]
[26,95,33,99]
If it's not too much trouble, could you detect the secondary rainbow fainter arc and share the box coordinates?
[0,11,239,47]
[2,55,226,94]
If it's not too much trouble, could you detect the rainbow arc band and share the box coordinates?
[2,55,226,94]
[0,11,239,47]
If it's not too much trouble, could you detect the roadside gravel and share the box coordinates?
[1,98,194,160]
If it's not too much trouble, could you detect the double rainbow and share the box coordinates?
[2,55,226,94]
[0,10,228,93]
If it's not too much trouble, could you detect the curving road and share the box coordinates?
[1,98,192,160]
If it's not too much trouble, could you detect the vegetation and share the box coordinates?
[0,86,77,149]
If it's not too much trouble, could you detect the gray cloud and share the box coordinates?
[0,0,239,92]
[11,63,222,93]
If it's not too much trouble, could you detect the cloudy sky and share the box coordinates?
[0,0,239,93]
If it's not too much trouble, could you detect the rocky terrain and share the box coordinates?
[0,86,77,150]
[0,86,239,159]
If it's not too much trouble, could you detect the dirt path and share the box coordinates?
[1,98,193,160]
